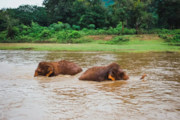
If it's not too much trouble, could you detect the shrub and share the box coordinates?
[106,36,129,44]
[68,31,81,39]
[172,29,180,34]
[19,24,30,32]
[149,29,161,34]
[103,27,108,30]
[139,29,148,34]
[96,29,106,35]
[88,24,95,29]
[12,26,20,36]
[172,34,180,42]
[0,31,7,41]
[105,28,119,35]
[49,23,64,31]
[82,28,89,32]
[161,29,169,34]
[39,29,51,39]
[123,28,136,35]
[21,30,29,35]
[159,34,180,43]
[159,34,167,39]
[48,27,56,34]
[31,21,42,33]
[18,35,33,42]
[64,23,71,30]
[55,24,64,31]
[72,38,93,43]
[72,25,80,30]
[57,31,69,43]
[29,32,38,38]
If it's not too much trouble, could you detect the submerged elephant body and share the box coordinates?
[79,63,129,82]
[34,60,82,77]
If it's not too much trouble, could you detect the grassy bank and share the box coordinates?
[0,35,179,53]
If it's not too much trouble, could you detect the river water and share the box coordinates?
[0,50,180,120]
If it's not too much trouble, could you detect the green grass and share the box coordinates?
[0,34,179,53]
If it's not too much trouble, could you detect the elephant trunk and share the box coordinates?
[123,73,129,80]
[34,70,38,77]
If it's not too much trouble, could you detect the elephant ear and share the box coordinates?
[46,65,54,77]
[108,69,116,81]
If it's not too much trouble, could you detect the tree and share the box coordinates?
[157,0,180,29]
[130,0,146,34]
[3,14,19,37]
[10,5,48,26]
[43,0,76,24]
[43,0,108,28]
[78,0,108,28]
[0,10,7,31]
[127,0,155,34]
[110,0,130,32]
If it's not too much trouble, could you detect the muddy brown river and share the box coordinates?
[0,50,180,120]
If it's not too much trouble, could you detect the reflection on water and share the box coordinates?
[0,50,180,120]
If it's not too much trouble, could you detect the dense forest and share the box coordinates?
[0,0,180,43]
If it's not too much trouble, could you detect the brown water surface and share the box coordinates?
[0,50,180,120]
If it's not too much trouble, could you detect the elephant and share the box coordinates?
[79,63,129,82]
[34,60,83,77]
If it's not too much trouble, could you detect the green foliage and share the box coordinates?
[149,29,162,34]
[122,28,136,35]
[0,31,7,41]
[161,29,170,34]
[110,0,130,32]
[105,28,119,35]
[72,25,80,30]
[106,36,129,44]
[159,34,167,39]
[39,29,51,39]
[157,0,180,29]
[12,26,19,36]
[57,30,82,43]
[173,29,180,34]
[172,35,180,42]
[21,30,29,35]
[88,24,95,29]
[159,34,180,43]
[2,14,19,38]
[57,31,69,43]
[31,21,43,33]
[63,23,71,30]
[96,29,106,35]
[69,31,81,39]
[18,35,33,42]
[11,5,48,26]
[71,37,93,43]
[82,28,89,32]
[0,0,180,44]
[50,23,63,31]
[166,35,180,43]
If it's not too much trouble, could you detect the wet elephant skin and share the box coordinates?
[79,63,129,81]
[34,60,82,77]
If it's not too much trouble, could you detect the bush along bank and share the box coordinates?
[0,21,180,44]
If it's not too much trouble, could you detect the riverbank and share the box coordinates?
[0,35,179,52]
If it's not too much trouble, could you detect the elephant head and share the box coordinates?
[107,63,129,81]
[34,62,54,77]
[108,68,129,81]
